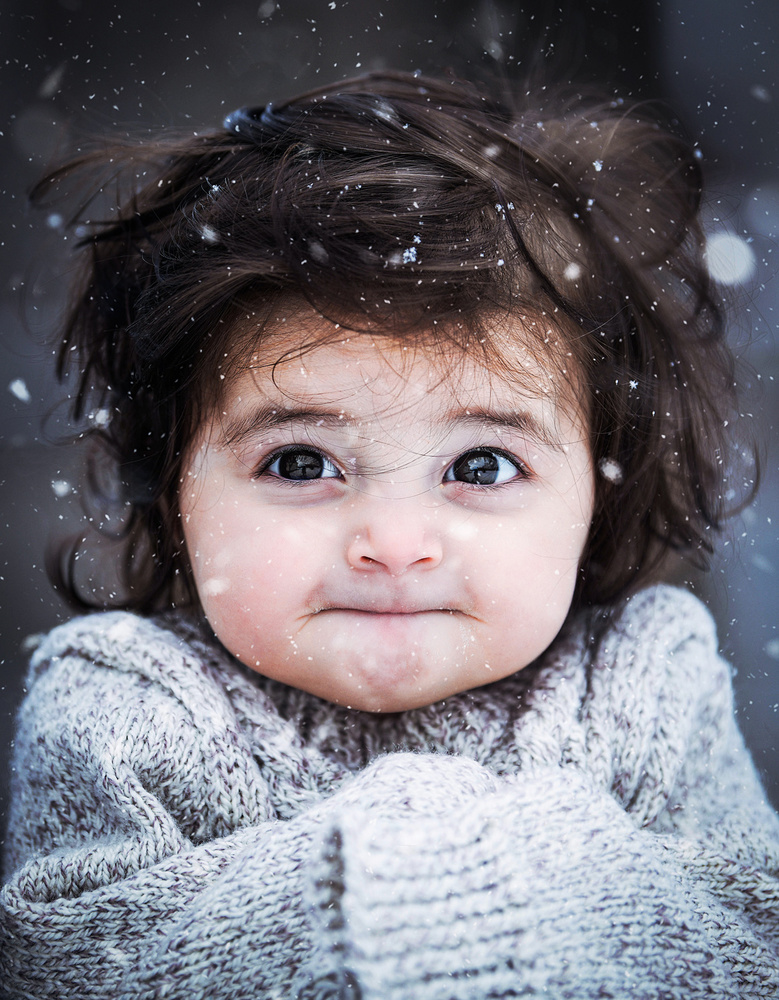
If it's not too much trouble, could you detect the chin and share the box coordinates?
[316,668,490,714]
[311,659,451,713]
[327,690,439,714]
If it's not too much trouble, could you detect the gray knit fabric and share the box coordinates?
[2,585,778,998]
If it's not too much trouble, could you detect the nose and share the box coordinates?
[346,502,443,576]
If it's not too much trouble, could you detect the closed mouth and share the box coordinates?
[316,606,459,616]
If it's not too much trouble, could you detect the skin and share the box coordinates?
[179,320,595,712]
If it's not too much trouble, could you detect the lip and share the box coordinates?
[313,605,460,616]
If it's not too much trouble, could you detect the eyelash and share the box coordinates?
[255,445,532,487]
[255,446,342,483]
[443,448,531,487]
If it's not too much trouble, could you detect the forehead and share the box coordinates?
[198,311,589,464]
[216,301,583,419]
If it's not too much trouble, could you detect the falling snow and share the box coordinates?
[750,84,772,103]
[51,480,73,498]
[8,379,31,403]
[88,408,112,429]
[765,639,779,662]
[598,458,624,484]
[705,232,757,285]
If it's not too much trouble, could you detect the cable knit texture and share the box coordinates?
[2,585,778,998]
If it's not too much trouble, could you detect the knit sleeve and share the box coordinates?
[300,760,779,998]
[297,589,779,999]
[0,631,521,1000]
[0,612,349,999]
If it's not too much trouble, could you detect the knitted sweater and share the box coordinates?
[2,586,778,999]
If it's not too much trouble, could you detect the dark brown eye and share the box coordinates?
[264,448,339,481]
[444,449,521,486]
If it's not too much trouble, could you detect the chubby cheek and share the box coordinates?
[476,511,589,645]
[184,502,330,656]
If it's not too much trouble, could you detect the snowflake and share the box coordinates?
[8,379,31,403]
[598,458,624,485]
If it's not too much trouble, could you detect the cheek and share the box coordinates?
[475,504,589,606]
[185,504,330,621]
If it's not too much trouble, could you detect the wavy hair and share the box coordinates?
[36,70,756,612]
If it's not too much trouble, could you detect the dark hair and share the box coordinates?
[36,69,755,613]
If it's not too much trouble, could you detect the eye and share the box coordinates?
[261,447,341,481]
[444,448,526,486]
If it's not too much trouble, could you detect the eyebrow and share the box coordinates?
[447,407,565,450]
[221,405,354,446]
[219,402,564,451]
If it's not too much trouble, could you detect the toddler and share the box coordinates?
[2,70,778,998]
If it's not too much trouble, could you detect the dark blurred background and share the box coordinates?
[1,0,778,860]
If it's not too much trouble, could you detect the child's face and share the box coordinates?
[179,318,594,712]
